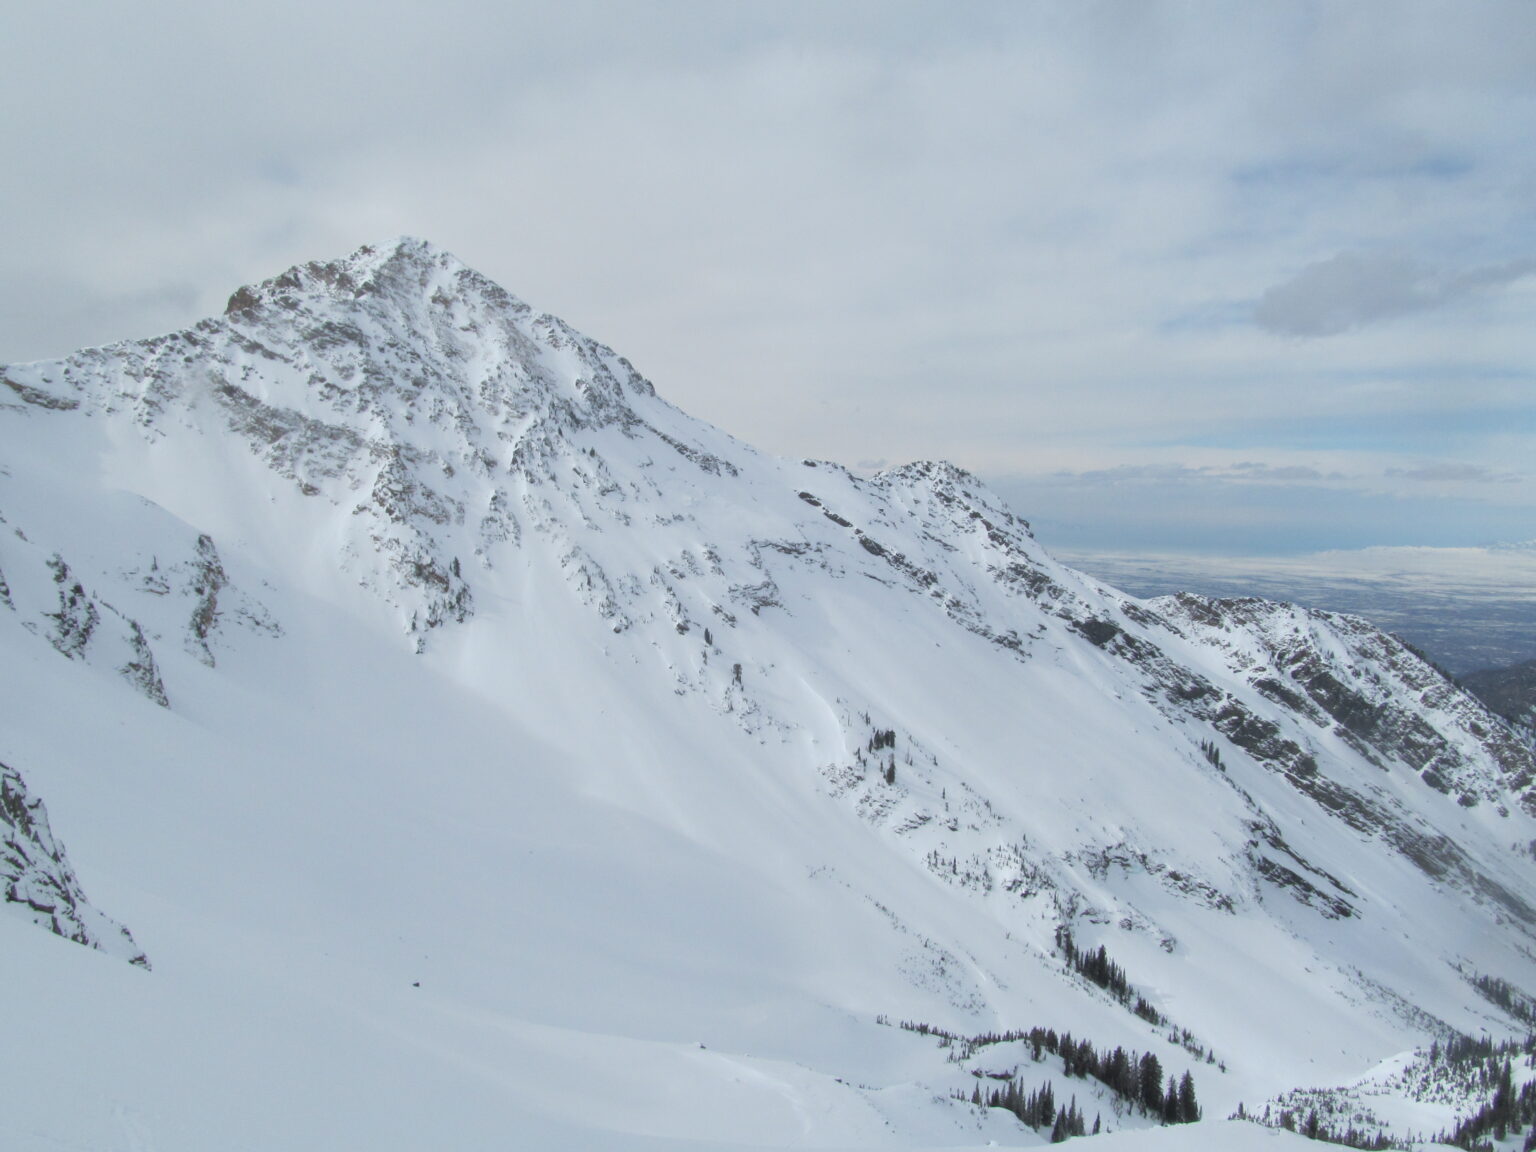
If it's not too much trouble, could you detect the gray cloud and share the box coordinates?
[1387,463,1522,484]
[1055,462,1336,486]
[1254,251,1536,336]
[0,273,201,360]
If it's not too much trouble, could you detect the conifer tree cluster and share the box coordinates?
[1270,1107,1403,1149]
[1432,1035,1536,1150]
[858,728,899,784]
[967,1079,1098,1141]
[904,1018,1201,1130]
[1468,973,1536,1028]
[1056,927,1166,1026]
[1237,1033,1536,1151]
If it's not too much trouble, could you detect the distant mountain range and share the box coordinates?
[3,239,1534,1150]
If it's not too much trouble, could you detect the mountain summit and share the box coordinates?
[2,241,1534,1150]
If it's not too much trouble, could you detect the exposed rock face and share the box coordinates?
[0,506,279,710]
[36,551,169,707]
[1,759,148,967]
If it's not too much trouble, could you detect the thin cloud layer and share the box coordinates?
[1388,463,1523,484]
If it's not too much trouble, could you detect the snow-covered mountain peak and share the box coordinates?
[220,234,531,323]
[1,237,661,465]
[5,240,1536,1150]
[3,240,737,641]
[221,235,471,316]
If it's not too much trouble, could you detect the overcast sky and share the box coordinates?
[4,1,1533,557]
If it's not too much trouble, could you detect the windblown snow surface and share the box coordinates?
[2,239,1534,1150]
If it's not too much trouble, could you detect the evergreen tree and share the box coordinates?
[1107,1046,1133,1100]
[1178,1070,1200,1123]
[1139,1053,1164,1115]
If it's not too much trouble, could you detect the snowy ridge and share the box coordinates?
[1152,594,1532,803]
[2,239,1535,1150]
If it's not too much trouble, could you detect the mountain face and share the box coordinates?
[3,238,1535,1151]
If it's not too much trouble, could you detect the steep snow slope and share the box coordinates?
[1,238,1532,1150]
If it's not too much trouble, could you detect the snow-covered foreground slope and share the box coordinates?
[2,239,1533,1150]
